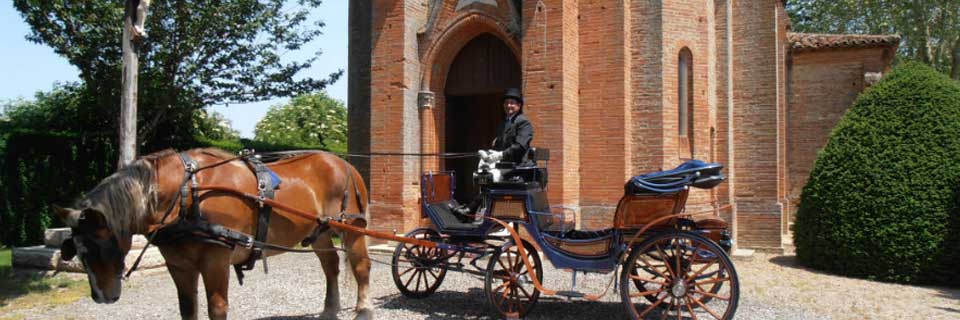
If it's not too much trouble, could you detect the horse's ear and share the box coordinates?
[52,205,81,226]
[80,208,108,228]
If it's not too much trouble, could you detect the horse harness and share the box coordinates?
[128,151,365,285]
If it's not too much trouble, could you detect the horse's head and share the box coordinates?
[54,204,130,303]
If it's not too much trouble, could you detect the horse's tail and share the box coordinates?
[349,164,369,226]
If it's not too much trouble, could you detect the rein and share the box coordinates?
[125,150,425,279]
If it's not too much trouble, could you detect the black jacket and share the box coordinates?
[493,112,534,166]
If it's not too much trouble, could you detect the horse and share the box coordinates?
[52,148,373,320]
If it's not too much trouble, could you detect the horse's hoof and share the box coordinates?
[352,308,373,320]
[319,307,341,320]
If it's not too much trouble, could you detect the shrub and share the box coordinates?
[794,62,960,285]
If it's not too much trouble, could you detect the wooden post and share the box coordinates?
[119,0,149,167]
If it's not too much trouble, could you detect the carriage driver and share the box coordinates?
[454,88,534,220]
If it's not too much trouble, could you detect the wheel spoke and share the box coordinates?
[637,293,669,318]
[695,276,730,286]
[683,296,699,320]
[691,294,723,319]
[402,268,418,288]
[397,266,415,277]
[427,267,440,281]
[655,244,676,277]
[629,288,663,298]
[629,274,668,286]
[639,251,672,279]
[693,290,729,301]
[517,283,533,300]
[686,259,719,282]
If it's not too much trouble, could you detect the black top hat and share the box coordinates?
[503,88,523,105]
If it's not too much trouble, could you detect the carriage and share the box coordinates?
[55,147,738,320]
[392,148,739,319]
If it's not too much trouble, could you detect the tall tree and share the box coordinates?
[788,0,960,79]
[254,92,346,153]
[13,0,342,149]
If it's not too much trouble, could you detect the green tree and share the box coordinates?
[13,0,341,149]
[787,0,960,79]
[193,109,240,141]
[254,92,346,153]
[794,62,960,285]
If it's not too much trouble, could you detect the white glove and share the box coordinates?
[489,150,503,163]
[478,150,490,162]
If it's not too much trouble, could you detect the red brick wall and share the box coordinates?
[730,0,783,249]
[368,0,426,236]
[660,0,718,216]
[521,0,581,214]
[785,47,890,227]
[578,0,630,229]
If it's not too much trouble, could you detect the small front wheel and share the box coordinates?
[484,240,542,319]
[620,231,739,320]
[391,228,448,298]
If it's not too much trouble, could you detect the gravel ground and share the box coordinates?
[12,248,835,320]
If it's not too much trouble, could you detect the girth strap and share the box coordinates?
[240,155,279,273]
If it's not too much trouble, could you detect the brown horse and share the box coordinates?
[53,148,373,320]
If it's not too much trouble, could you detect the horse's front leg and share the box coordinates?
[200,247,232,320]
[165,263,200,320]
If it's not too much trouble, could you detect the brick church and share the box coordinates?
[346,0,899,251]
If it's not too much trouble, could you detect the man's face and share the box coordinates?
[503,98,521,117]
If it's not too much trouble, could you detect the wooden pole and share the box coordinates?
[119,0,149,167]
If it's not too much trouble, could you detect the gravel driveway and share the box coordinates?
[20,250,825,320]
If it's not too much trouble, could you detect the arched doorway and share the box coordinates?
[444,33,521,202]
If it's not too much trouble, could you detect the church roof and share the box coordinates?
[788,33,900,52]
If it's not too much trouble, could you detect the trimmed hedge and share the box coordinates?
[794,62,960,285]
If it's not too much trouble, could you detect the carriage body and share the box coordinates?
[397,150,739,319]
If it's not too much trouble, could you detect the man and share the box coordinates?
[485,87,534,166]
[454,88,534,220]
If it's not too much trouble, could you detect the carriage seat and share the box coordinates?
[486,148,549,188]
[426,200,480,231]
[626,159,725,195]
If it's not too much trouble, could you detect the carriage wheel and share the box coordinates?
[620,231,739,320]
[484,240,542,319]
[391,228,448,298]
[628,240,726,307]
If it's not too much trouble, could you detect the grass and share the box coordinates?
[0,246,88,318]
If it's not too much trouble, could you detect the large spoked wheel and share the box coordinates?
[620,231,739,320]
[391,228,449,298]
[484,240,543,319]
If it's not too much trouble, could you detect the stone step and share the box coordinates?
[13,244,165,273]
[44,228,150,249]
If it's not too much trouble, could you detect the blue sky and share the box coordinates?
[0,1,348,138]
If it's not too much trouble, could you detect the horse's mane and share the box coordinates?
[78,151,170,236]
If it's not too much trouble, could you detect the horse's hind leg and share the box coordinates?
[343,223,373,320]
[312,230,342,319]
[166,264,200,320]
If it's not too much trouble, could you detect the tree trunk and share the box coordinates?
[119,0,150,168]
[952,37,960,80]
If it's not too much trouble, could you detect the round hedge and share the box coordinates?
[794,62,960,285]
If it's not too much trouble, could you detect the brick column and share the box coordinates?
[369,0,427,236]
[578,0,630,229]
[629,1,664,175]
[730,0,783,250]
[521,0,581,216]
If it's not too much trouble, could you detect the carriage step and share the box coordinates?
[555,291,585,298]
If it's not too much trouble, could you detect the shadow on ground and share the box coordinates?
[256,288,629,320]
